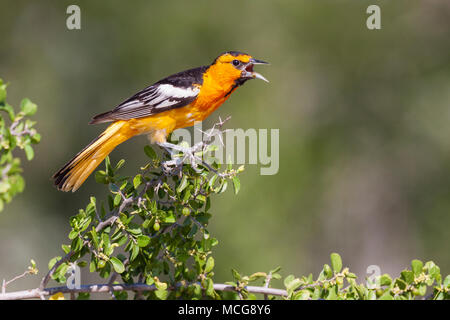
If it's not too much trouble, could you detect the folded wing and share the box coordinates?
[90,66,207,124]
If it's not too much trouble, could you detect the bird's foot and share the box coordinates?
[158,141,205,173]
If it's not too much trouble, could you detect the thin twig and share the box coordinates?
[0,282,288,300]
[2,268,36,294]
[263,271,273,300]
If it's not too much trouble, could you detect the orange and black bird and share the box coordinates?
[53,51,269,192]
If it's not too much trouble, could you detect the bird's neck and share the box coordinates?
[203,64,239,93]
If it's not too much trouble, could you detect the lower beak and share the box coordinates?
[243,58,270,83]
[252,72,269,83]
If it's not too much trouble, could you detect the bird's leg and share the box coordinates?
[158,142,188,154]
[158,142,184,167]
[158,141,207,172]
[158,141,223,176]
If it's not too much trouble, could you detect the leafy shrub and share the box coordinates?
[0,78,40,211]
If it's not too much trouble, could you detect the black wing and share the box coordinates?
[90,66,208,124]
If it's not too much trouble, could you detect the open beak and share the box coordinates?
[242,58,269,83]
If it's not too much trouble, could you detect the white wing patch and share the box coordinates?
[117,84,199,111]
[157,84,199,100]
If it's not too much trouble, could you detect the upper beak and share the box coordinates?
[244,58,270,83]
[250,58,269,65]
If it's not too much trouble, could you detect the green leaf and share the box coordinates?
[425,261,440,283]
[24,145,34,160]
[379,274,392,286]
[119,180,127,191]
[61,244,71,254]
[286,278,302,294]
[176,175,189,194]
[48,256,62,270]
[153,287,167,300]
[0,79,6,102]
[20,98,37,116]
[205,257,214,273]
[155,281,167,291]
[105,156,113,176]
[323,264,333,278]
[130,243,139,261]
[232,176,240,195]
[30,133,41,144]
[163,211,176,223]
[115,159,125,171]
[326,285,338,300]
[401,270,414,284]
[231,268,241,281]
[137,235,151,248]
[196,194,206,202]
[417,283,427,296]
[0,104,15,121]
[330,253,342,273]
[293,290,310,300]
[71,237,82,252]
[109,257,125,273]
[208,174,218,189]
[94,170,108,184]
[89,259,96,272]
[443,275,450,288]
[133,174,142,189]
[284,274,295,288]
[205,278,215,297]
[220,180,228,193]
[182,188,191,202]
[0,181,10,193]
[68,229,78,240]
[54,263,69,282]
[395,278,407,290]
[272,273,282,280]
[248,272,267,282]
[144,145,157,159]
[101,232,110,249]
[113,193,121,207]
[411,259,423,277]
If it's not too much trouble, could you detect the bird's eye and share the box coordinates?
[232,59,241,67]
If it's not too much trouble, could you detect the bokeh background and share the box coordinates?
[1,0,449,293]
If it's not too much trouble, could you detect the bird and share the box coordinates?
[52,51,269,192]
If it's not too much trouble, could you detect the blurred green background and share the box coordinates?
[1,0,449,292]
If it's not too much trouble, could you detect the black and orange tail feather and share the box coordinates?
[53,121,132,192]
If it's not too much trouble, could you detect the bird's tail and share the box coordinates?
[53,121,133,192]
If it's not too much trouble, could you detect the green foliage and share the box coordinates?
[0,78,40,212]
[49,141,243,299]
[228,254,449,300]
[46,139,450,299]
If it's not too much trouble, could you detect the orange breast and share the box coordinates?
[183,71,237,123]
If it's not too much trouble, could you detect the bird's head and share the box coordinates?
[209,51,269,87]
